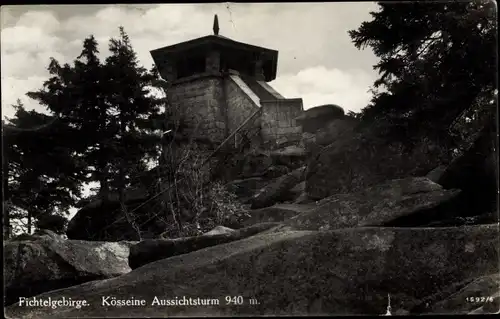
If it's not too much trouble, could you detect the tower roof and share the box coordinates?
[151,34,278,58]
[150,15,279,81]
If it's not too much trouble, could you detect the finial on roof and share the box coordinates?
[213,14,220,35]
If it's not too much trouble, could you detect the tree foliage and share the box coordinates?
[26,27,164,194]
[3,100,86,236]
[104,27,164,191]
[27,35,116,196]
[4,27,165,237]
[349,1,497,150]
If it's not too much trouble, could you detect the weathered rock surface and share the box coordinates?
[437,121,497,217]
[300,131,316,147]
[242,203,316,227]
[204,226,235,236]
[10,229,63,242]
[299,118,358,156]
[269,146,307,169]
[270,145,307,157]
[414,273,500,314]
[4,237,136,306]
[293,192,315,204]
[37,229,66,239]
[250,166,306,209]
[225,177,274,204]
[313,118,359,148]
[289,181,306,197]
[305,128,447,200]
[295,104,345,133]
[229,150,273,179]
[129,222,281,269]
[426,165,448,184]
[261,165,290,178]
[470,302,500,315]
[281,177,461,231]
[424,211,498,227]
[66,188,150,241]
[6,225,498,317]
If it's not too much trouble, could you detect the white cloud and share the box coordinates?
[1,3,379,117]
[2,50,66,78]
[1,10,68,119]
[271,66,375,112]
[1,3,380,220]
[16,10,60,31]
[1,25,61,54]
[1,76,49,120]
[59,4,215,69]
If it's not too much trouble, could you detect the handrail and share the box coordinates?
[199,107,262,168]
[92,78,264,237]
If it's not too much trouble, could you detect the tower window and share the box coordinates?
[176,54,206,79]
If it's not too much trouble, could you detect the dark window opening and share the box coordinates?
[262,60,272,81]
[176,55,206,79]
[220,51,255,77]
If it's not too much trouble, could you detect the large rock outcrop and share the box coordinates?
[225,177,274,204]
[269,145,307,169]
[242,203,316,227]
[300,118,358,156]
[222,150,274,180]
[203,226,236,236]
[313,118,359,148]
[250,166,306,209]
[6,225,498,317]
[4,237,136,306]
[415,273,500,314]
[129,222,281,269]
[437,121,497,218]
[425,165,447,183]
[305,127,447,200]
[425,211,498,227]
[10,229,63,242]
[295,104,345,134]
[66,188,151,241]
[281,177,461,231]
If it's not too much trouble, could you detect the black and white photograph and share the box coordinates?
[2,1,499,317]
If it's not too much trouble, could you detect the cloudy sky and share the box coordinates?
[1,2,380,120]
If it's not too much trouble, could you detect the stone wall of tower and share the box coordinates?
[167,74,227,144]
[224,74,262,148]
[164,71,304,151]
[260,98,304,147]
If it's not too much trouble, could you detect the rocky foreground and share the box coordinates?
[4,104,498,317]
[4,232,137,307]
[5,225,499,318]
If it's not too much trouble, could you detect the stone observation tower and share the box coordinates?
[150,14,304,148]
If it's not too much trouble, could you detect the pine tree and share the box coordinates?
[2,100,86,236]
[27,36,115,199]
[105,27,164,177]
[73,35,117,198]
[103,27,164,234]
[8,30,165,238]
[349,1,497,150]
